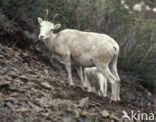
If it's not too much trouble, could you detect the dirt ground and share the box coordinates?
[0,42,156,122]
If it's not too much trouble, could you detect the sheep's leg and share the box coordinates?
[103,77,107,97]
[97,72,107,97]
[76,67,86,88]
[91,87,96,93]
[109,55,120,100]
[80,67,88,88]
[96,64,117,101]
[64,56,74,86]
[84,70,92,92]
[97,72,104,97]
[117,80,120,100]
[87,84,92,92]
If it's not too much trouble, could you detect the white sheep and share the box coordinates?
[145,5,151,11]
[152,8,156,12]
[84,67,107,97]
[121,0,129,10]
[121,0,125,5]
[37,13,120,101]
[133,1,145,12]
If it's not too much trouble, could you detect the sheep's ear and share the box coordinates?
[38,17,43,24]
[54,24,61,30]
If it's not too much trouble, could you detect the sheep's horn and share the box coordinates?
[52,14,61,23]
[44,9,48,20]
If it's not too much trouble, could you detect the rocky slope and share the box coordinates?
[0,42,156,122]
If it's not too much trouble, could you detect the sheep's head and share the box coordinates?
[38,10,61,40]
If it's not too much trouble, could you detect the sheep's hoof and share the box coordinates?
[101,91,107,97]
[69,83,75,87]
[110,97,117,103]
[98,90,107,97]
[117,97,121,101]
[87,89,92,92]
[98,91,102,96]
[109,100,116,104]
[70,84,75,87]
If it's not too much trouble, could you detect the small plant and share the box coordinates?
[17,65,28,75]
